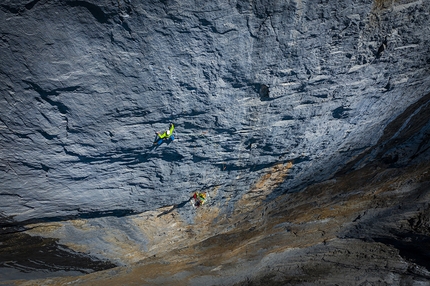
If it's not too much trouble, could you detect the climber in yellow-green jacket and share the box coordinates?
[154,123,175,145]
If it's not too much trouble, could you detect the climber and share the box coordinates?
[154,123,175,145]
[192,192,207,208]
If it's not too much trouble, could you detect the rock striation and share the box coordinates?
[0,0,430,284]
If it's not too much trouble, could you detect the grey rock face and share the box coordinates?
[1,0,429,222]
[1,0,430,282]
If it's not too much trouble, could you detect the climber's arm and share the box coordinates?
[157,131,167,139]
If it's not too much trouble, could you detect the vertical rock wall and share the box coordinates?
[1,0,430,283]
[0,0,429,237]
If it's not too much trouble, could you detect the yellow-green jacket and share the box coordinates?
[158,123,175,139]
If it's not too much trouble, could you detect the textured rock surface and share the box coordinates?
[1,0,430,284]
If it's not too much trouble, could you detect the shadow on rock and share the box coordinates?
[0,214,116,280]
